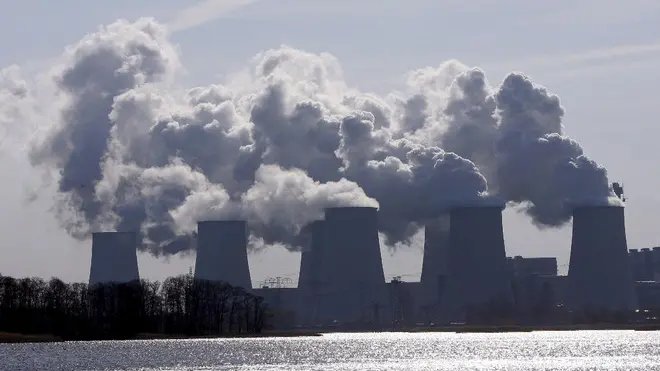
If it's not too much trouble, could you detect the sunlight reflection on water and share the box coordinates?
[2,330,660,370]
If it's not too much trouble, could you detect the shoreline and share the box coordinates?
[0,332,64,344]
[403,323,660,333]
[2,324,659,344]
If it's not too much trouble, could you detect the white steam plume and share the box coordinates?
[1,18,618,255]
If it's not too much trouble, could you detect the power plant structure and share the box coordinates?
[566,205,637,311]
[297,220,326,325]
[629,247,660,281]
[83,179,660,329]
[194,220,252,290]
[419,215,450,320]
[316,206,390,325]
[441,205,513,322]
[89,231,140,286]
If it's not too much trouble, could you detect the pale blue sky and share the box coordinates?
[1,0,659,286]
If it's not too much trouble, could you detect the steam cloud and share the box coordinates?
[3,18,619,255]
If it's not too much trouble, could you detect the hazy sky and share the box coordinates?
[1,0,659,287]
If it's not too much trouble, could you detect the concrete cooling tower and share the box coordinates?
[441,205,513,322]
[89,232,140,286]
[297,220,326,325]
[298,247,313,290]
[419,215,450,319]
[567,206,636,311]
[317,207,389,325]
[194,221,252,290]
[298,221,325,290]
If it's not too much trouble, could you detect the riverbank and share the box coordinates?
[393,323,660,333]
[133,330,324,340]
[0,332,63,344]
[3,324,660,344]
[0,330,323,344]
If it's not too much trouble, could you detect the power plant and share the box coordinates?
[419,215,450,319]
[441,205,513,322]
[32,20,659,331]
[567,205,637,311]
[297,220,326,325]
[316,207,389,324]
[89,232,140,286]
[84,188,659,328]
[194,220,252,290]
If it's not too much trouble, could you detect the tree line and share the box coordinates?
[0,271,269,340]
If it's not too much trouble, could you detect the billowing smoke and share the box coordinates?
[4,18,616,255]
[440,70,619,227]
[1,66,31,155]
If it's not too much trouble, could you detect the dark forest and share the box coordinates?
[0,272,268,340]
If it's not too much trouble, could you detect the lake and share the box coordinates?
[2,330,660,370]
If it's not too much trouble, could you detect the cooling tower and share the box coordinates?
[419,215,450,318]
[194,221,252,290]
[441,205,513,322]
[89,232,140,286]
[297,220,325,325]
[298,248,313,289]
[298,221,325,290]
[318,207,389,325]
[567,206,636,311]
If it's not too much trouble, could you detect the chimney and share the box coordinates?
[420,214,450,317]
[319,207,388,325]
[194,220,252,290]
[89,232,140,286]
[297,220,325,325]
[567,206,637,311]
[441,205,513,322]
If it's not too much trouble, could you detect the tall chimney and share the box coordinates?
[567,206,636,311]
[420,214,450,318]
[194,220,252,290]
[297,220,325,325]
[441,205,513,322]
[89,232,140,286]
[319,207,388,324]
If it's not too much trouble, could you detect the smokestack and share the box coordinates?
[89,232,140,286]
[194,220,252,290]
[441,205,513,322]
[297,220,325,325]
[318,207,388,324]
[420,215,450,315]
[567,206,636,311]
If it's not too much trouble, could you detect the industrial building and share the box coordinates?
[85,189,660,328]
[440,205,513,323]
[629,247,660,281]
[89,231,140,286]
[507,256,558,277]
[194,220,252,290]
[566,205,637,311]
[419,215,450,322]
[296,220,325,326]
[315,207,390,326]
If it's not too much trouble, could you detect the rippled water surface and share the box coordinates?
[2,330,660,370]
